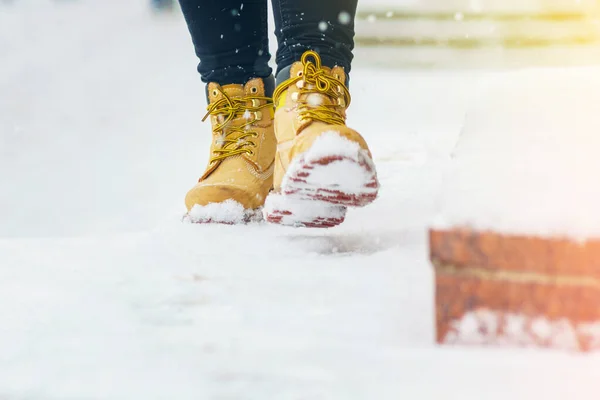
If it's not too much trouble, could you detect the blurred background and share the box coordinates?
[355,0,600,68]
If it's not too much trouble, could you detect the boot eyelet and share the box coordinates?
[334,74,340,80]
[250,87,258,94]
[212,89,219,97]
[296,71,303,77]
[246,150,255,156]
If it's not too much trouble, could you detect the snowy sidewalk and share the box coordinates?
[1,2,599,399]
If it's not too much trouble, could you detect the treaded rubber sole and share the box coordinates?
[264,132,379,228]
[281,153,379,207]
[263,193,346,228]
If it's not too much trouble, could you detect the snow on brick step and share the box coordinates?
[430,67,600,352]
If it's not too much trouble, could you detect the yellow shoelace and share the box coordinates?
[202,90,273,163]
[273,50,351,126]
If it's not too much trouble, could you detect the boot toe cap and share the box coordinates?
[185,182,263,212]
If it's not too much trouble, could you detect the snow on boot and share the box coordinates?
[184,77,276,224]
[263,50,379,228]
[264,192,347,228]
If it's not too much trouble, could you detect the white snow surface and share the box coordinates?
[435,67,600,239]
[444,309,600,351]
[2,2,600,399]
[187,200,260,224]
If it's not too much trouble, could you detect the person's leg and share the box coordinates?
[271,0,358,76]
[264,0,380,228]
[178,0,272,85]
[178,0,277,222]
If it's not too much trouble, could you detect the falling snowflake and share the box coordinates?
[338,11,351,25]
[318,21,328,32]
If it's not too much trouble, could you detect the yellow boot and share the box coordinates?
[264,51,379,228]
[185,77,276,224]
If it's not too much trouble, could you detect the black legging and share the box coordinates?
[178,0,358,85]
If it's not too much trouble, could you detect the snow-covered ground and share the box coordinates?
[1,1,600,399]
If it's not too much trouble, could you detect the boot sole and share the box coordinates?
[263,193,347,228]
[264,132,379,228]
[282,153,379,207]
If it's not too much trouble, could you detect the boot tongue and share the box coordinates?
[220,83,245,99]
[278,62,339,108]
[206,82,246,104]
[276,62,324,85]
[207,82,258,129]
[208,78,270,103]
[277,61,348,86]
